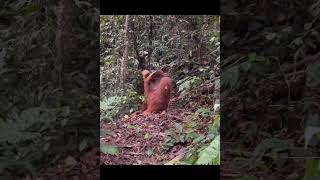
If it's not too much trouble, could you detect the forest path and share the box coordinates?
[100,107,203,165]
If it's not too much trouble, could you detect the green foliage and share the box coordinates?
[162,128,185,152]
[100,15,220,98]
[303,159,320,180]
[100,96,123,121]
[100,129,115,137]
[0,105,98,175]
[305,114,320,149]
[146,147,153,157]
[213,114,220,128]
[304,113,320,180]
[100,16,125,66]
[195,135,220,165]
[221,66,239,89]
[100,66,121,99]
[100,144,119,156]
[0,0,99,176]
[163,110,220,165]
[221,0,320,178]
[195,108,213,117]
[192,112,220,165]
[100,90,142,121]
[247,138,290,170]
[162,122,201,152]
[128,125,142,134]
[177,76,202,94]
[185,121,200,141]
[0,107,55,144]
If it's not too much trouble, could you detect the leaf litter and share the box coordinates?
[100,108,201,165]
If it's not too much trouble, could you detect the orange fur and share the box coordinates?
[141,69,172,114]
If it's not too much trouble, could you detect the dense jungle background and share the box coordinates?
[100,15,221,165]
[221,0,320,179]
[0,0,100,179]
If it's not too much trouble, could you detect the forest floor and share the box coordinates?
[220,117,304,179]
[22,148,100,180]
[100,102,212,165]
[221,137,304,180]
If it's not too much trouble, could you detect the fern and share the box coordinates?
[0,123,40,144]
[100,96,123,121]
[177,76,201,94]
[0,106,62,175]
[0,107,57,144]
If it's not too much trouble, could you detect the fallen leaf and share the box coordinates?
[100,144,119,155]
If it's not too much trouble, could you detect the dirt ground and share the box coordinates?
[100,107,208,165]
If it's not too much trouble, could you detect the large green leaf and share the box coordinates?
[100,144,119,156]
[195,135,220,165]
[221,66,239,89]
[305,114,320,148]
[303,159,320,180]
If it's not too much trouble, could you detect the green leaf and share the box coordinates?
[209,36,216,43]
[187,121,197,129]
[305,126,320,149]
[195,108,212,116]
[195,135,220,165]
[248,53,256,62]
[175,123,183,133]
[179,135,185,143]
[241,61,252,72]
[213,114,220,128]
[303,159,320,180]
[100,129,114,137]
[221,66,239,89]
[135,127,141,134]
[146,148,153,157]
[178,79,191,93]
[100,144,119,155]
[79,139,87,152]
[192,135,205,144]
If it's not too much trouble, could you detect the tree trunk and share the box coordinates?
[130,17,145,70]
[147,15,153,68]
[121,15,129,90]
